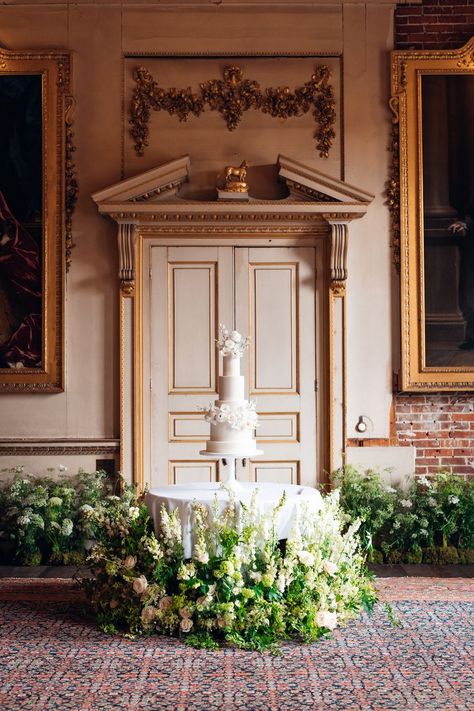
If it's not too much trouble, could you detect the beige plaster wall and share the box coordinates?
[0,1,395,473]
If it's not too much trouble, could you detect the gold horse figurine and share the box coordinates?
[224,160,248,192]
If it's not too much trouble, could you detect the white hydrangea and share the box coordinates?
[61,519,74,537]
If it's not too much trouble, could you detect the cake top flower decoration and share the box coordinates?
[217,324,250,358]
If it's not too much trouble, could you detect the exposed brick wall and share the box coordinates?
[392,2,474,477]
[394,395,474,475]
[396,0,474,50]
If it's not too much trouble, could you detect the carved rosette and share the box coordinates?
[130,64,336,159]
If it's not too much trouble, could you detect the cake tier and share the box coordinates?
[222,354,241,377]
[204,437,258,456]
[218,375,244,401]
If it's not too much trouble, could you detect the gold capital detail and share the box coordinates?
[130,64,336,159]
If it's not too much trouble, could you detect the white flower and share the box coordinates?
[158,596,173,611]
[124,555,137,569]
[448,495,459,505]
[177,562,196,580]
[80,504,94,514]
[385,486,397,493]
[298,550,315,567]
[250,571,262,583]
[132,575,148,595]
[49,497,63,507]
[194,549,209,564]
[180,617,193,633]
[393,520,401,529]
[427,497,437,507]
[128,507,140,520]
[230,330,241,343]
[141,606,156,624]
[316,610,338,630]
[58,464,68,472]
[322,560,338,576]
[418,475,431,488]
[400,499,412,508]
[61,519,73,537]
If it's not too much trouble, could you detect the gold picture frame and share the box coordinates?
[0,46,71,392]
[392,37,474,391]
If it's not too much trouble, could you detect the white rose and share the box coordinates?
[158,596,173,611]
[316,610,338,630]
[298,550,315,567]
[124,555,137,569]
[180,617,193,633]
[132,575,148,595]
[322,560,338,576]
[141,606,156,624]
[230,331,242,343]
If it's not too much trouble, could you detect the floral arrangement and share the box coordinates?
[83,486,377,651]
[217,324,250,358]
[0,468,108,565]
[201,401,258,431]
[334,466,474,564]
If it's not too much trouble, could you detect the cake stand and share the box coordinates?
[200,449,263,489]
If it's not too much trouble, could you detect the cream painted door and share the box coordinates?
[150,246,317,487]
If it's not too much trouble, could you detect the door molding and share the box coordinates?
[93,155,373,489]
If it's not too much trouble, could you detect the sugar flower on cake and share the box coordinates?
[217,324,250,357]
[201,400,258,431]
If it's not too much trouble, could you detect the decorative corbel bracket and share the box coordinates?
[322,215,351,294]
[118,223,137,295]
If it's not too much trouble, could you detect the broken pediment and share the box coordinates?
[92,154,374,215]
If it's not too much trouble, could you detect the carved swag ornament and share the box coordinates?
[130,65,336,159]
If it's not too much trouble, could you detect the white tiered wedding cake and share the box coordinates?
[201,325,258,456]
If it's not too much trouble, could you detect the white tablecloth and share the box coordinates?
[145,482,323,559]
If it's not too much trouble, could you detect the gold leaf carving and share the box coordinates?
[130,64,336,159]
[65,95,78,273]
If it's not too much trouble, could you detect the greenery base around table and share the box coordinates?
[0,465,472,649]
[333,466,474,566]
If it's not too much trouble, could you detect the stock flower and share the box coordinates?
[124,555,137,569]
[316,610,338,630]
[132,575,148,595]
[322,560,338,576]
[194,549,209,564]
[128,507,140,520]
[400,499,412,508]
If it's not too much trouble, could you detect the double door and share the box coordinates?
[149,245,317,487]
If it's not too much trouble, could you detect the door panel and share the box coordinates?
[235,247,316,486]
[150,245,317,488]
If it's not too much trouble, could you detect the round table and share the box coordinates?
[145,482,323,559]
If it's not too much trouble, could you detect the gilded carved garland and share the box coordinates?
[130,64,336,159]
[65,95,78,272]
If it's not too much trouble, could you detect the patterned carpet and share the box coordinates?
[0,579,473,710]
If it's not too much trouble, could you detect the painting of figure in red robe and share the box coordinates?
[0,74,42,369]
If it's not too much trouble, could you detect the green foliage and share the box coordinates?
[83,485,378,652]
[0,467,108,565]
[335,466,474,562]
